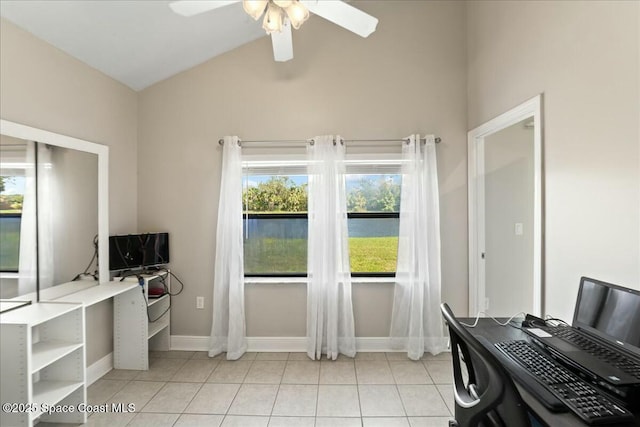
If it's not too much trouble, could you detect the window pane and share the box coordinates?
[242,174,308,275]
[243,216,307,274]
[346,174,400,274]
[243,175,308,213]
[0,216,21,271]
[0,176,24,271]
[346,174,401,212]
[348,218,399,273]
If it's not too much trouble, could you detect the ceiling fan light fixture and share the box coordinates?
[285,1,309,29]
[243,0,268,20]
[273,0,293,7]
[262,3,283,34]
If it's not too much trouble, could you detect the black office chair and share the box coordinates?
[441,303,531,427]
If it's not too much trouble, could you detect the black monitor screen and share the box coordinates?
[573,277,640,357]
[109,233,169,271]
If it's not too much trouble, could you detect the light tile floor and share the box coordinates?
[44,351,456,427]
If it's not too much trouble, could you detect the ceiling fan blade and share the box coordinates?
[302,0,378,38]
[271,21,293,62]
[169,0,240,17]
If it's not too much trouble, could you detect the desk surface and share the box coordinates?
[463,318,640,427]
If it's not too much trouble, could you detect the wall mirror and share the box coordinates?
[468,95,543,317]
[0,119,108,310]
[0,135,36,305]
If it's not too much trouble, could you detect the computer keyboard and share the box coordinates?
[496,340,634,425]
[545,326,640,380]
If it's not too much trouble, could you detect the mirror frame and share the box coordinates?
[0,119,109,294]
[467,94,544,317]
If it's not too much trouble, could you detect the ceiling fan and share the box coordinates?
[168,0,378,62]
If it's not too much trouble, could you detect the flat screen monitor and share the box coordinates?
[573,277,640,357]
[109,233,169,271]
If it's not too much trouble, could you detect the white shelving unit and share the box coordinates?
[0,302,86,426]
[113,271,170,370]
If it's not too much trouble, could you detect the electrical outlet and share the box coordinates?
[196,296,204,309]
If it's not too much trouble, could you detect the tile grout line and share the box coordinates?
[388,355,412,421]
[314,379,320,427]
[173,373,207,423]
[219,355,256,424]
[355,358,364,422]
[268,360,284,419]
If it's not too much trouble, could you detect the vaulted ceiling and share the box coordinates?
[0,1,268,90]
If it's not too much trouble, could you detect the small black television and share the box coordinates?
[109,233,169,271]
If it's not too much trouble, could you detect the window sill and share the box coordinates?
[245,277,306,285]
[243,276,396,285]
[0,272,19,279]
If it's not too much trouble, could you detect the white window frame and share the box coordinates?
[241,150,404,282]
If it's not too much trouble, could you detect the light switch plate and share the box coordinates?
[515,223,524,236]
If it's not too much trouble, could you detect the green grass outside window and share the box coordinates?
[244,236,398,275]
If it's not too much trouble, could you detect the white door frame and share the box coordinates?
[467,94,544,317]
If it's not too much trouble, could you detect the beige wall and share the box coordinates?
[138,1,469,337]
[0,19,138,364]
[467,1,640,321]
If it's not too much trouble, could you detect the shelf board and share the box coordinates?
[0,300,31,313]
[147,314,169,339]
[147,293,169,307]
[56,282,139,306]
[0,302,81,326]
[32,341,83,373]
[32,380,84,418]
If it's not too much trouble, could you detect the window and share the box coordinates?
[242,168,400,277]
[0,176,25,272]
[243,174,308,275]
[346,174,400,276]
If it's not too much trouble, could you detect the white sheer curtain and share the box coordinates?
[18,142,54,297]
[307,135,356,360]
[390,135,447,360]
[209,136,247,360]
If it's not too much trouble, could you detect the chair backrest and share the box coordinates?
[441,303,530,427]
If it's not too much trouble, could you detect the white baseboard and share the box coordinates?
[87,352,113,386]
[246,337,307,352]
[170,335,398,352]
[170,335,209,351]
[356,337,396,352]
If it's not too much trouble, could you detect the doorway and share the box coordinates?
[468,95,543,317]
